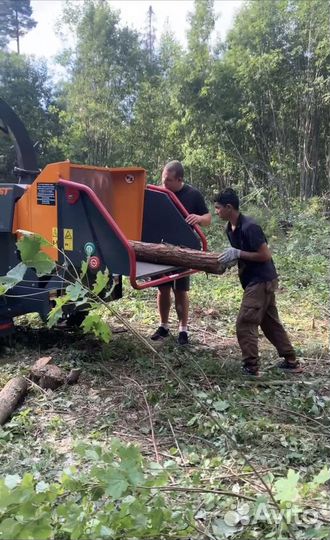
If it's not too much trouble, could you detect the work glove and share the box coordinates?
[218,247,241,264]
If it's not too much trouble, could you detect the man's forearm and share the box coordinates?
[240,250,272,262]
[199,213,212,227]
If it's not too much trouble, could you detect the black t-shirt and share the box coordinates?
[175,184,209,215]
[226,213,277,289]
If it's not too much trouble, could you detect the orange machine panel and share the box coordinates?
[13,161,146,261]
[70,165,146,241]
[13,162,71,260]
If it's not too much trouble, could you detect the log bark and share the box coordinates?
[30,356,53,382]
[129,241,231,275]
[67,368,82,385]
[29,357,81,389]
[38,365,66,390]
[29,356,66,390]
[0,377,28,425]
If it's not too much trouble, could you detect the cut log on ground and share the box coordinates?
[129,241,234,275]
[0,376,28,425]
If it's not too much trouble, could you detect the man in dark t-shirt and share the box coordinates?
[150,160,211,345]
[214,188,302,376]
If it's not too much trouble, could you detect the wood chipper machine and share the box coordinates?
[0,99,207,336]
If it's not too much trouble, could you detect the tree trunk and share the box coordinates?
[15,7,20,54]
[0,376,28,425]
[129,241,232,275]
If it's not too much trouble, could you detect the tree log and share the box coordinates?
[0,377,28,425]
[129,241,233,275]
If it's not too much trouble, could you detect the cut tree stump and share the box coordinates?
[129,241,233,275]
[30,356,53,382]
[29,357,81,390]
[0,376,28,425]
[38,364,67,390]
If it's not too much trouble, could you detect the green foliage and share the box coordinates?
[92,269,109,296]
[17,233,55,276]
[0,234,55,293]
[0,205,329,538]
[0,262,27,295]
[47,295,70,327]
[0,51,63,179]
[0,233,112,343]
[0,6,329,535]
[47,0,328,199]
[0,440,192,540]
[0,0,37,53]
[1,0,329,200]
[225,0,330,198]
[274,469,300,503]
[0,438,329,539]
[56,0,146,166]
[81,313,111,343]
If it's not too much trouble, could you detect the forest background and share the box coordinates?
[1,0,329,201]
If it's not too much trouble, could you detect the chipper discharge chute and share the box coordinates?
[0,99,207,336]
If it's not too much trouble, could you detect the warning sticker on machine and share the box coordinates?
[37,183,56,205]
[64,228,73,251]
[52,227,58,248]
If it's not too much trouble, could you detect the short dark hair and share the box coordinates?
[214,188,239,210]
[164,160,184,180]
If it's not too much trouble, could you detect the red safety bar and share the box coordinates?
[58,179,207,290]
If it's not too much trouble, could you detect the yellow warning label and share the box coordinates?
[52,227,58,248]
[63,228,73,251]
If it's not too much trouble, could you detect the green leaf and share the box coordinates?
[66,282,87,302]
[17,231,51,253]
[118,445,144,485]
[212,517,239,538]
[0,263,27,294]
[80,260,88,279]
[16,516,52,540]
[274,469,300,503]
[17,234,55,276]
[0,518,22,539]
[4,474,21,489]
[47,295,70,327]
[312,467,330,485]
[118,444,141,464]
[103,469,129,498]
[150,508,164,531]
[81,313,111,343]
[92,269,109,296]
[213,400,230,411]
[305,528,330,539]
[27,252,56,276]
